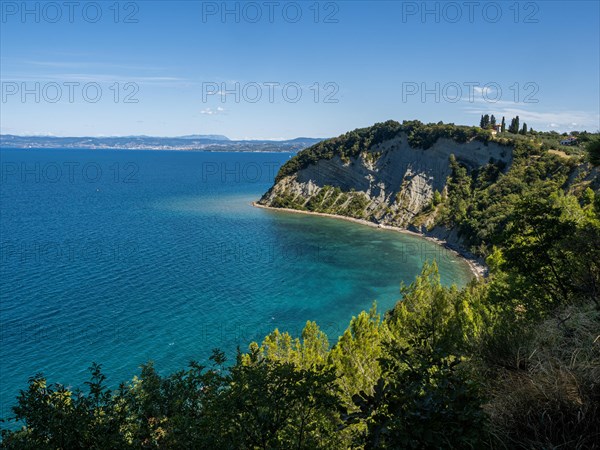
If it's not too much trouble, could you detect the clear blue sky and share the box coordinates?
[1,0,599,139]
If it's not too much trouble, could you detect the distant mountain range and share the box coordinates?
[0,135,325,152]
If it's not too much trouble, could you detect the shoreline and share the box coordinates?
[252,202,487,280]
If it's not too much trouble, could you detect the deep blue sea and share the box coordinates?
[0,148,471,418]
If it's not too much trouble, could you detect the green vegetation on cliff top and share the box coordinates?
[275,120,497,182]
[275,119,596,183]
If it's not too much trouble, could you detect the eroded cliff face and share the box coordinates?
[258,134,513,233]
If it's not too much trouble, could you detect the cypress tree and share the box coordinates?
[483,114,490,128]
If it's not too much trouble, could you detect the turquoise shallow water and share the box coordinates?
[0,148,472,417]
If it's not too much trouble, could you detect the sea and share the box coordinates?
[0,148,472,418]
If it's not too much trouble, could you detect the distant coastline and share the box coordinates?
[252,202,486,279]
[0,135,325,152]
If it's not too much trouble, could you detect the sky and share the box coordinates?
[1,0,599,139]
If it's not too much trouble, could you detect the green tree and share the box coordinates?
[582,187,595,206]
[1,364,127,450]
[386,262,485,355]
[501,188,599,310]
[508,116,520,134]
[432,189,442,206]
[244,321,330,369]
[586,139,600,166]
[501,116,506,133]
[351,263,487,449]
[219,358,344,450]
[444,155,472,224]
[329,304,388,407]
[353,344,486,450]
[481,114,490,129]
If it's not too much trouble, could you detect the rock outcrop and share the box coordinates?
[258,133,513,238]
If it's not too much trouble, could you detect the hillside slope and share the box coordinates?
[260,132,510,225]
[258,120,598,254]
